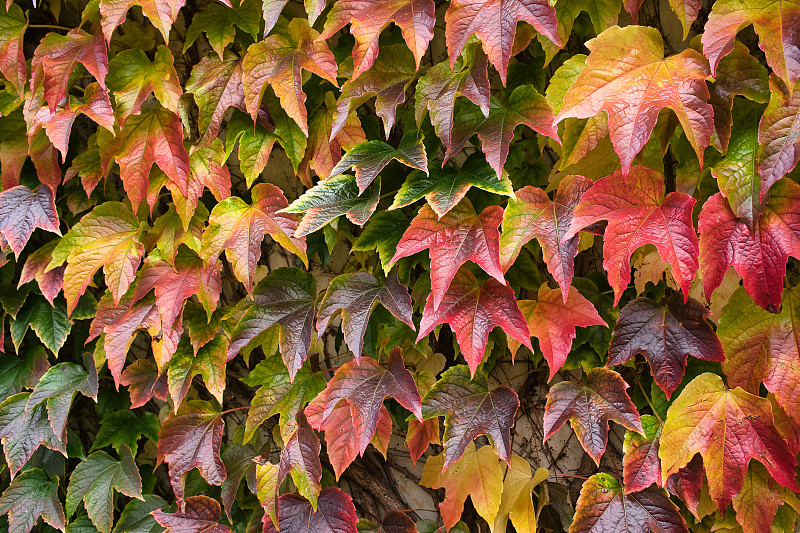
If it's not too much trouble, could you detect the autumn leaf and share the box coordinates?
[511,285,605,379]
[0,4,27,98]
[318,348,421,456]
[0,393,65,477]
[185,53,247,147]
[331,130,428,194]
[263,487,358,533]
[0,468,65,533]
[202,183,307,293]
[331,44,415,142]
[320,0,435,79]
[444,0,559,84]
[541,0,619,64]
[316,272,413,359]
[702,0,800,91]
[106,46,182,124]
[717,285,800,423]
[305,388,390,478]
[300,91,366,185]
[608,294,724,398]
[623,415,663,494]
[99,0,186,42]
[571,473,688,533]
[544,367,643,465]
[415,44,490,152]
[0,185,60,258]
[391,199,505,310]
[407,417,439,465]
[157,400,227,503]
[168,335,227,407]
[758,75,800,201]
[565,165,699,306]
[219,444,259,520]
[358,511,416,533]
[665,454,705,520]
[493,457,548,533]
[659,372,799,510]
[31,27,108,112]
[66,446,143,533]
[420,443,503,530]
[422,365,518,467]
[500,175,592,296]
[152,495,232,533]
[261,0,326,35]
[698,179,800,311]
[112,105,190,211]
[227,268,316,379]
[119,359,169,409]
[556,25,713,176]
[283,174,381,237]
[448,84,559,178]
[184,0,259,60]
[242,19,338,135]
[732,462,797,533]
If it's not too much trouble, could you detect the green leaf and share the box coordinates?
[184,0,260,59]
[0,468,65,533]
[390,154,512,217]
[351,211,409,275]
[91,410,160,455]
[167,335,227,407]
[9,295,72,355]
[112,494,167,533]
[66,446,144,533]
[283,174,381,237]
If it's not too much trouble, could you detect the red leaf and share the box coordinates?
[417,268,531,374]
[444,0,559,84]
[316,272,414,360]
[320,0,435,79]
[278,414,322,505]
[556,25,712,176]
[319,348,421,455]
[698,180,800,311]
[511,285,604,380]
[609,294,724,398]
[702,0,800,90]
[422,365,519,468]
[19,241,64,304]
[665,455,705,520]
[99,0,186,42]
[758,75,800,202]
[406,417,439,465]
[659,373,799,510]
[565,165,699,306]
[263,487,358,533]
[31,27,108,111]
[415,44,490,152]
[132,250,222,335]
[0,4,27,98]
[391,199,505,311]
[499,175,593,297]
[119,359,168,409]
[227,268,316,379]
[623,415,663,494]
[571,473,688,533]
[152,495,232,533]
[114,105,190,212]
[242,19,338,135]
[448,85,559,178]
[544,367,643,465]
[157,400,226,504]
[0,185,60,258]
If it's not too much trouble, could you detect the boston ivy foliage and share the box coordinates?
[0,0,800,532]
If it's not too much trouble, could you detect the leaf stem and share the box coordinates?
[221,405,250,415]
[28,24,73,30]
[634,364,663,424]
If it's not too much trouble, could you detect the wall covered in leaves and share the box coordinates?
[1,0,800,531]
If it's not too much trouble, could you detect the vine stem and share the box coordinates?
[221,405,250,415]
